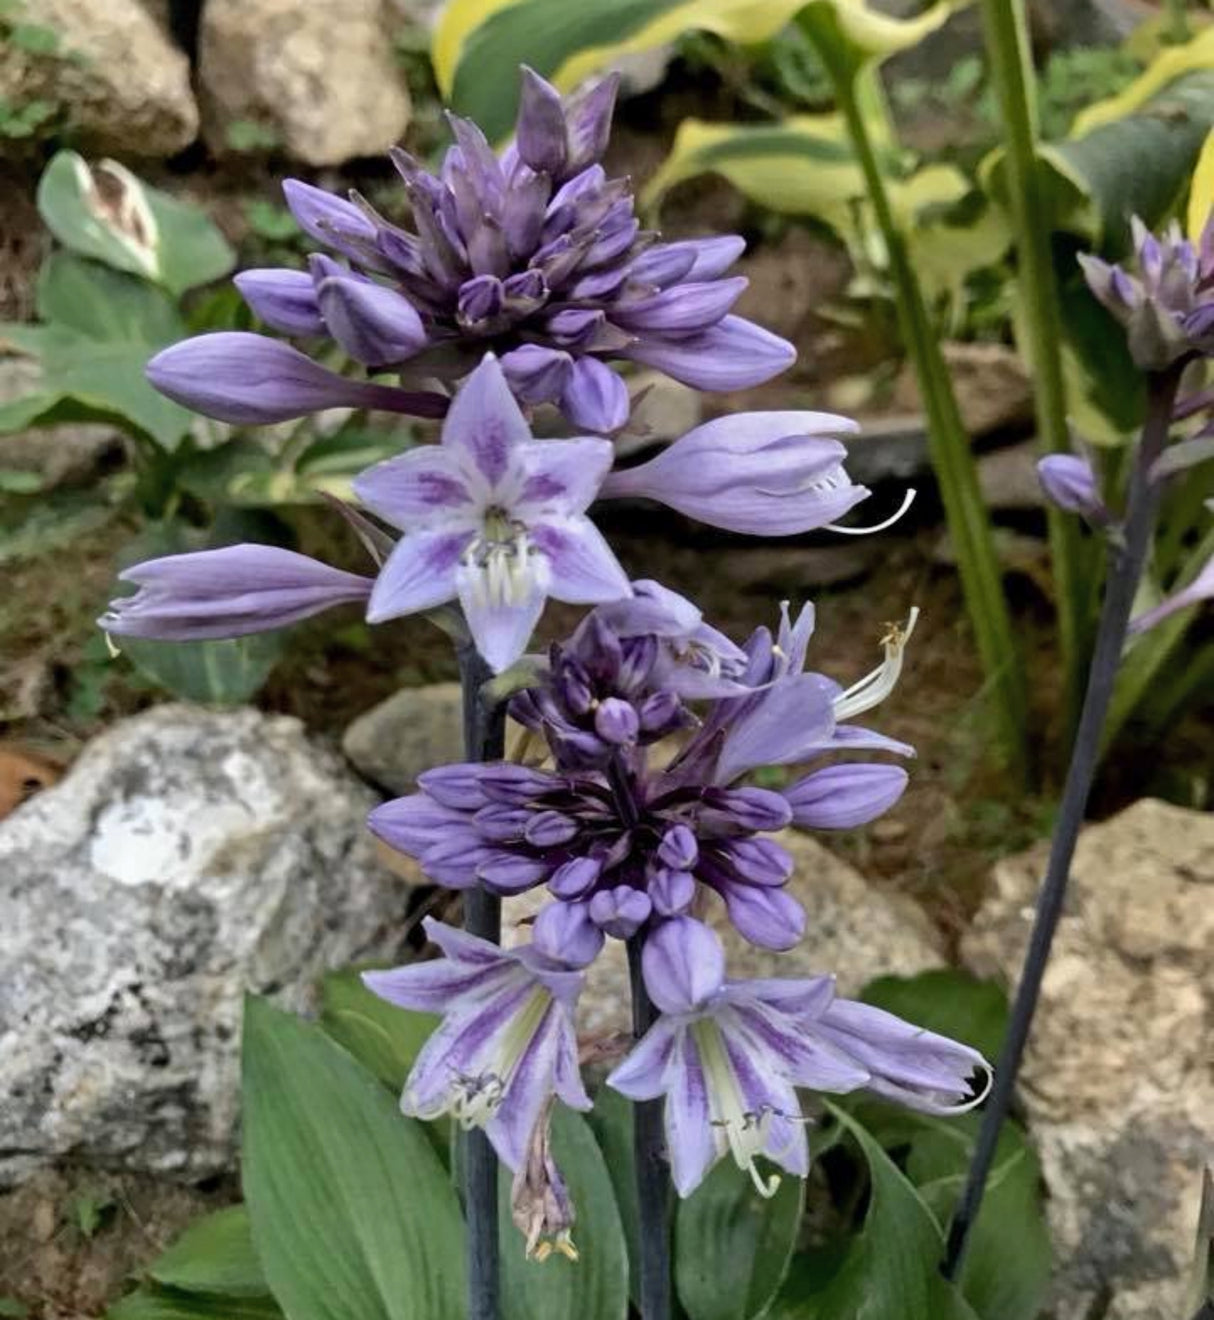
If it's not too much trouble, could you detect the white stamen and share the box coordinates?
[462,520,541,610]
[833,607,919,721]
[694,1020,782,1199]
[827,487,917,536]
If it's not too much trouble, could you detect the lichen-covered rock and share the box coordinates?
[199,0,411,166]
[504,829,944,1039]
[0,0,198,156]
[962,799,1214,1320]
[0,705,409,1188]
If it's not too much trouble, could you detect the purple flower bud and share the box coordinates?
[615,278,747,333]
[500,344,573,405]
[524,810,579,847]
[418,764,492,811]
[565,74,619,174]
[472,803,532,841]
[716,836,793,887]
[234,269,325,336]
[621,315,794,391]
[638,690,682,734]
[783,763,909,829]
[548,855,602,899]
[364,794,463,856]
[282,178,379,265]
[502,268,547,316]
[589,885,652,938]
[478,850,552,894]
[555,658,595,716]
[516,67,569,177]
[316,275,428,366]
[1037,454,1108,522]
[649,867,696,917]
[146,333,447,424]
[700,787,793,833]
[602,413,868,536]
[560,358,630,433]
[718,882,805,951]
[641,916,724,1014]
[658,824,698,871]
[457,274,504,326]
[532,900,604,968]
[594,697,640,746]
[479,763,556,806]
[99,544,372,642]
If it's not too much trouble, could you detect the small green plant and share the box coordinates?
[225,118,283,154]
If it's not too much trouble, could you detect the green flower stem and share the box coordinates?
[942,364,1182,1279]
[978,0,1088,729]
[813,28,1029,776]
[458,643,508,1320]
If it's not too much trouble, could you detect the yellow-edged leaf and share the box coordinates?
[1188,127,1214,242]
[1072,25,1214,134]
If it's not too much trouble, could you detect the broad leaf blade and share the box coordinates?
[149,1206,267,1298]
[585,1087,642,1310]
[675,1160,804,1320]
[319,966,437,1091]
[108,1285,280,1319]
[241,996,465,1320]
[499,1107,629,1320]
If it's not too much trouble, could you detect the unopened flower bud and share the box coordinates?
[594,697,639,746]
[784,763,908,829]
[1037,455,1109,523]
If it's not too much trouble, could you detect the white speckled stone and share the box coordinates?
[0,705,409,1187]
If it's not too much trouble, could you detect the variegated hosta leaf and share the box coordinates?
[1188,127,1214,242]
[434,0,963,142]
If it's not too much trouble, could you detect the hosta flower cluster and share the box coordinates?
[367,587,990,1219]
[102,62,991,1265]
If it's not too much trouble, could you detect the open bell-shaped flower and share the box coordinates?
[363,918,590,1171]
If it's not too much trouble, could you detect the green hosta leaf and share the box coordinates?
[241,996,466,1320]
[319,966,437,1091]
[0,487,116,564]
[499,1107,629,1320]
[675,1160,804,1320]
[585,1087,642,1310]
[107,1285,281,1320]
[37,151,234,295]
[295,427,407,479]
[149,1206,267,1298]
[983,29,1214,245]
[859,969,1008,1063]
[768,1105,979,1320]
[37,252,184,344]
[119,634,284,705]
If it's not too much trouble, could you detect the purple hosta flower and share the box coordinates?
[606,919,990,1197]
[511,1098,578,1261]
[602,413,871,536]
[371,599,913,955]
[1079,214,1214,370]
[1036,454,1110,523]
[148,67,792,434]
[362,917,589,1171]
[1129,505,1214,634]
[354,353,630,671]
[510,580,748,769]
[98,544,373,641]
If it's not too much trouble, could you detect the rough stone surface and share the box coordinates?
[962,799,1214,1320]
[0,705,410,1188]
[0,0,198,156]
[614,369,704,459]
[504,829,944,1039]
[892,341,1034,440]
[976,438,1044,512]
[199,0,411,166]
[343,682,464,796]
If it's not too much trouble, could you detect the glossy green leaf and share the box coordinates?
[768,1106,979,1320]
[859,969,1009,1062]
[241,996,466,1320]
[108,1286,280,1320]
[319,966,437,1092]
[499,1106,629,1320]
[585,1087,642,1310]
[148,1206,267,1298]
[675,1160,804,1320]
[37,150,234,295]
[37,252,184,344]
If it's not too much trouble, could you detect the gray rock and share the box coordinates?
[962,799,1214,1320]
[0,705,408,1187]
[199,0,411,166]
[0,0,198,156]
[504,829,944,1039]
[614,369,704,459]
[976,438,1044,512]
[342,682,463,796]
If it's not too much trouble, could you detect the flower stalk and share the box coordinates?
[806,16,1029,778]
[978,0,1089,728]
[942,362,1183,1279]
[457,642,508,1320]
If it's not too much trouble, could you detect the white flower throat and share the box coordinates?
[460,506,544,609]
[445,986,551,1130]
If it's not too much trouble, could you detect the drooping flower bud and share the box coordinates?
[1036,454,1109,523]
